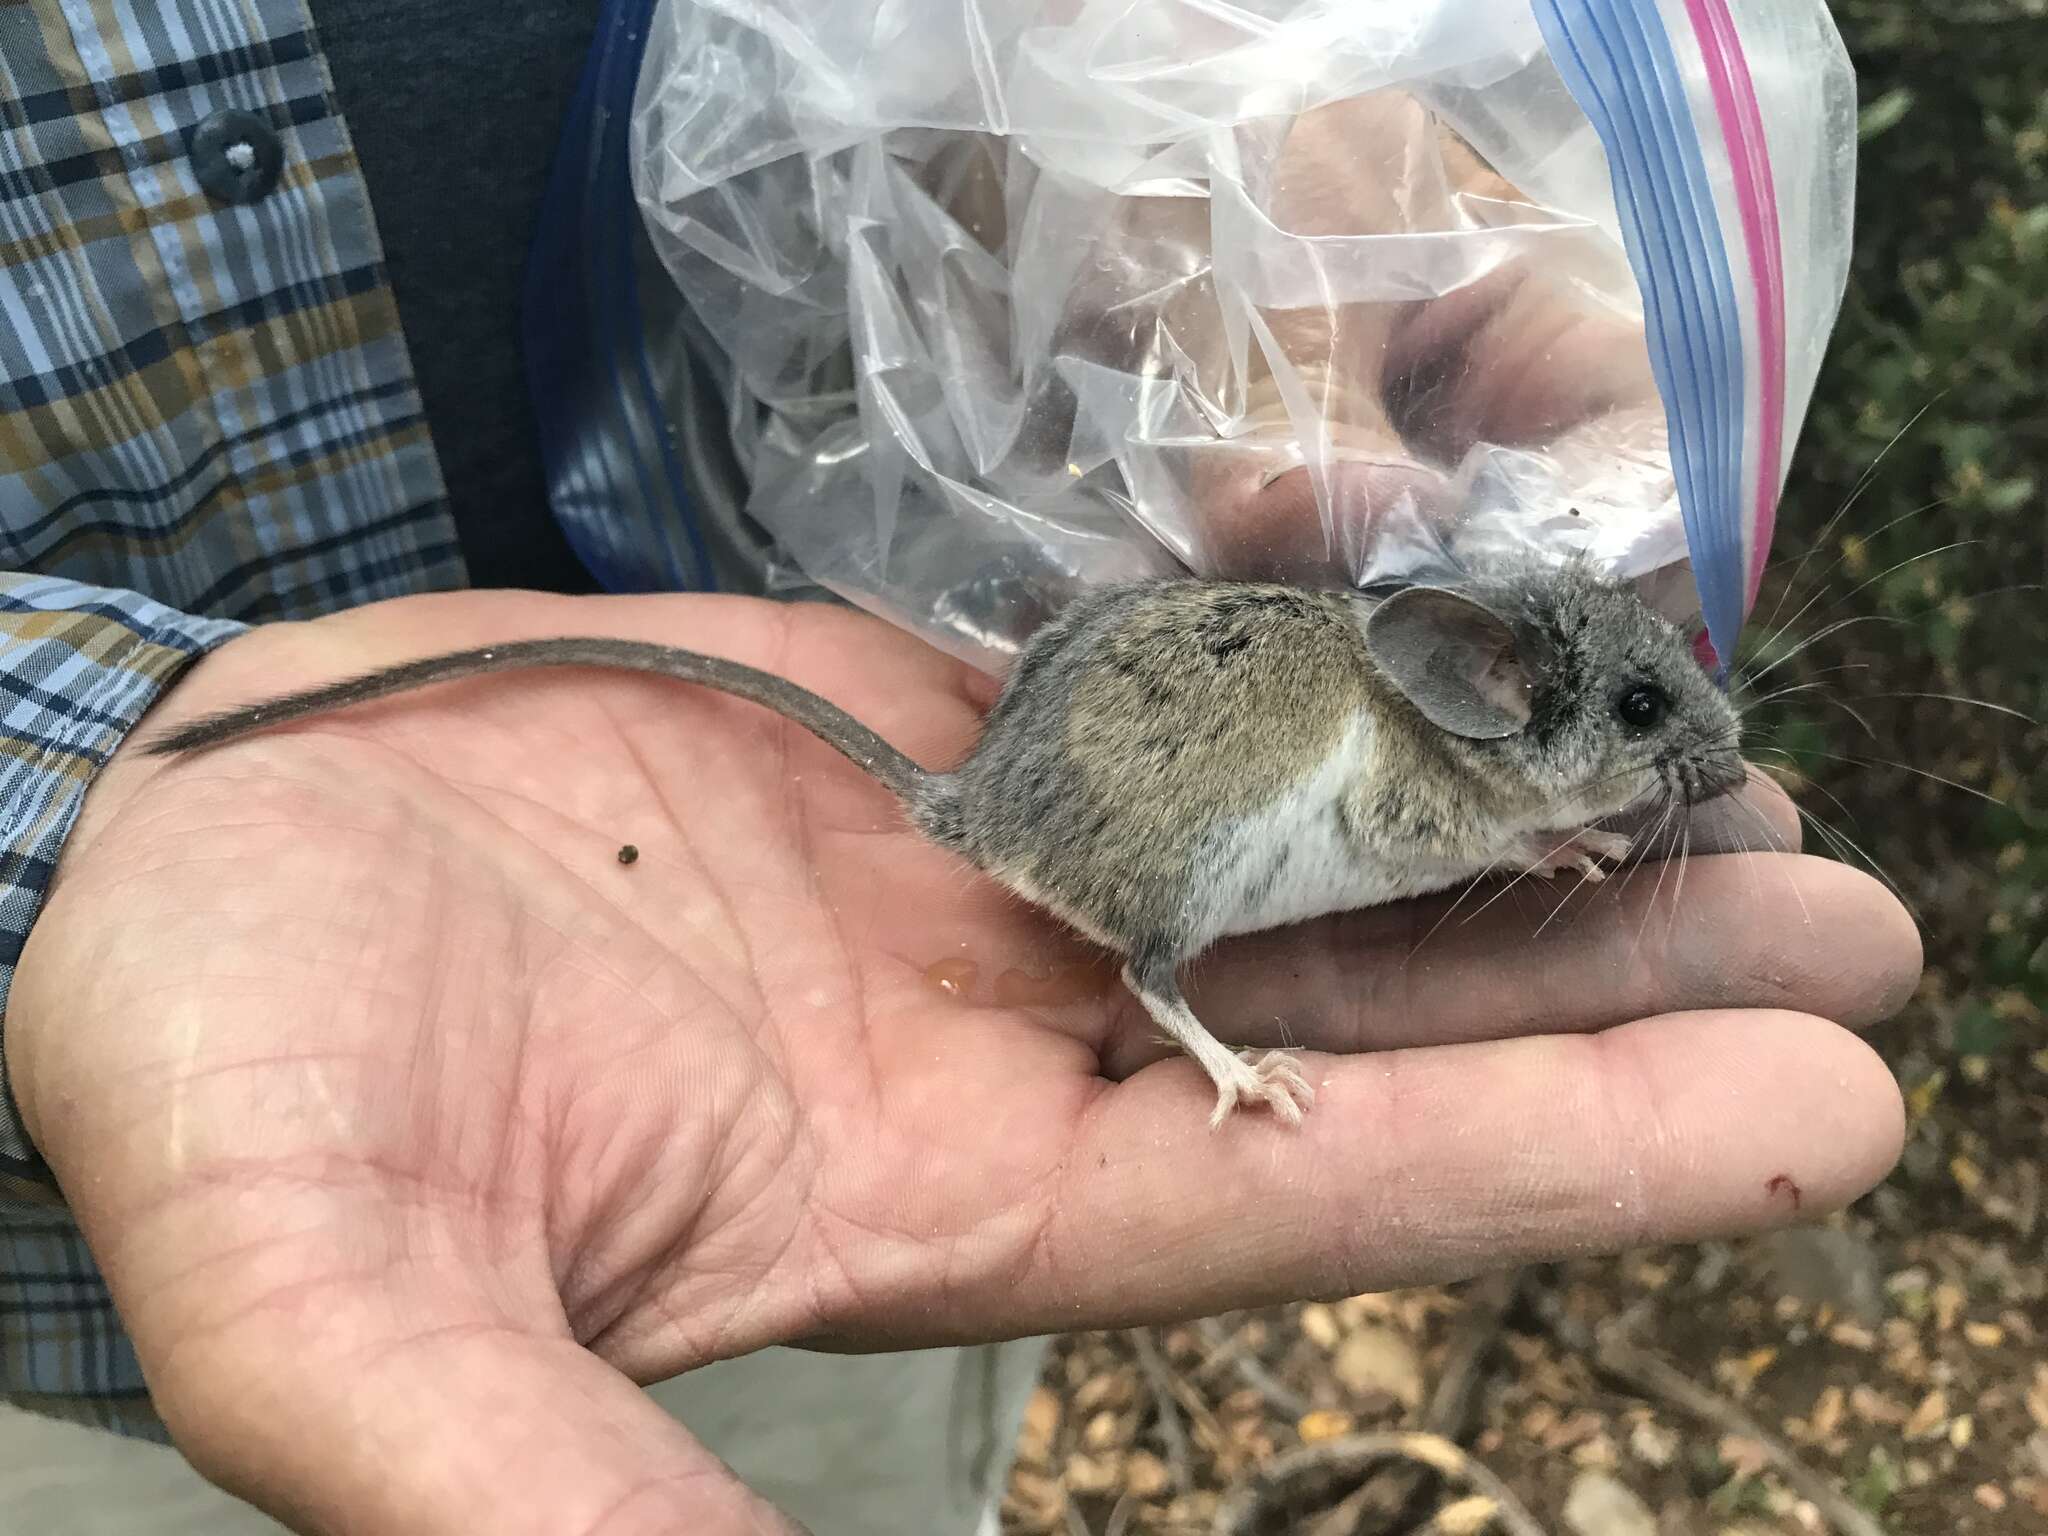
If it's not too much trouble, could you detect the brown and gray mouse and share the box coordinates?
[146,560,1745,1128]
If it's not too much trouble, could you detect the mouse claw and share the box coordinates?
[1208,1049,1316,1129]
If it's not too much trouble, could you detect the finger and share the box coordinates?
[149,1302,804,1536]
[1014,1010,1902,1332]
[1093,852,1921,1071]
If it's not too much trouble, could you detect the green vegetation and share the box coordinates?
[1756,0,2045,1078]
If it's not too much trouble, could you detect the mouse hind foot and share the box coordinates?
[1121,953,1315,1129]
[1220,1049,1316,1129]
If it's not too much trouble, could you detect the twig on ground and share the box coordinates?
[1192,1314,1252,1382]
[1534,1288,1889,1536]
[1304,1479,1378,1536]
[1196,1316,1311,1421]
[1128,1327,1196,1495]
[1419,1495,1528,1536]
[1214,1432,1550,1536]
[1209,1274,1532,1534]
[1351,1269,1532,1532]
[1426,1269,1526,1437]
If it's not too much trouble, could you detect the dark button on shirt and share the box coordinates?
[189,109,285,204]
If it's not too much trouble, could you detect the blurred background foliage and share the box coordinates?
[1755,0,2044,1083]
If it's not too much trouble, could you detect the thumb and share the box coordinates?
[154,1310,805,1536]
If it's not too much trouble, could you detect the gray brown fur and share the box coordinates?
[933,582,1373,948]
[928,565,1740,952]
[146,565,1743,1127]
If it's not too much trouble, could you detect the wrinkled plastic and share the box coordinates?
[629,0,1855,672]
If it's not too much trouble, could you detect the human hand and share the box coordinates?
[10,589,1916,1535]
[1133,90,1671,586]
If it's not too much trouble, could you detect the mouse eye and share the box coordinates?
[1616,685,1670,730]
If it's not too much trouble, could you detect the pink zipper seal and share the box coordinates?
[1680,0,1788,615]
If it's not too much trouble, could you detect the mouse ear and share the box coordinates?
[1364,587,1542,740]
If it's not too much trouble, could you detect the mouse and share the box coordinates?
[144,559,1745,1128]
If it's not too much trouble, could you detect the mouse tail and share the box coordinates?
[146,638,942,815]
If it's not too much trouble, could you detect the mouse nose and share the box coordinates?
[1189,449,1458,585]
[1675,745,1747,806]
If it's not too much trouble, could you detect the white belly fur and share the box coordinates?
[1199,712,1500,946]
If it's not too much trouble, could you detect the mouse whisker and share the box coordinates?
[1531,807,1659,942]
[1747,749,1922,924]
[1740,581,2042,697]
[1789,748,2011,810]
[1730,662,1875,710]
[1836,690,2038,724]
[1735,691,1873,751]
[1527,876,1584,941]
[1622,784,1682,899]
[1445,848,1563,936]
[1747,494,1956,656]
[1405,852,1521,958]
[1795,805,1922,926]
[1737,679,1844,711]
[1664,801,1695,944]
[1718,783,1804,924]
[1732,656,1872,692]
[1747,391,1945,643]
[1623,794,1684,968]
[1742,612,1911,686]
[1525,756,1664,822]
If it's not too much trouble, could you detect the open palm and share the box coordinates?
[11,589,1917,1535]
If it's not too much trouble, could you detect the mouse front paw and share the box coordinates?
[1521,829,1632,883]
[1574,830,1634,863]
[1208,1049,1316,1130]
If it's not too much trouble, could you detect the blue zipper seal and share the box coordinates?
[1532,0,1748,675]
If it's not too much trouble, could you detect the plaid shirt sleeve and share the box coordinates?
[0,576,248,1178]
[1,0,465,1436]
[0,581,246,1442]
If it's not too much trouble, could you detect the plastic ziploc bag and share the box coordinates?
[628,0,1855,675]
